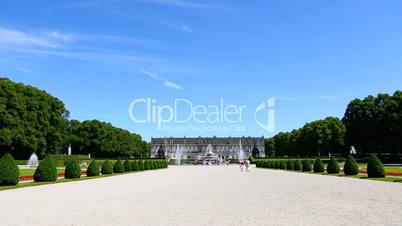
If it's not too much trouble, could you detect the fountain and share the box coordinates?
[196,144,220,165]
[238,139,245,161]
[175,144,183,165]
[27,153,39,167]
[350,146,357,155]
[68,144,72,156]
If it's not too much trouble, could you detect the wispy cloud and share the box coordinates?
[140,69,183,90]
[0,28,71,48]
[180,25,194,34]
[275,96,296,101]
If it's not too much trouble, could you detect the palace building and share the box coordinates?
[151,136,265,160]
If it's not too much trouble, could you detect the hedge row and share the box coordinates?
[0,153,168,186]
[255,154,385,178]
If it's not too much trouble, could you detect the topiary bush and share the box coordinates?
[144,161,150,170]
[124,160,132,172]
[113,160,124,173]
[302,159,312,172]
[101,160,113,174]
[367,154,385,178]
[64,159,81,179]
[0,153,20,186]
[287,160,294,171]
[313,158,325,173]
[294,160,301,171]
[138,160,145,171]
[326,157,340,174]
[343,155,359,176]
[280,161,287,170]
[34,156,57,182]
[86,160,100,177]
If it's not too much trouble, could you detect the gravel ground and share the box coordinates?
[1,165,402,226]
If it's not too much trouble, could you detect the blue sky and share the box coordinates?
[1,0,402,141]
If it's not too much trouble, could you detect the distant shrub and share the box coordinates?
[131,160,138,171]
[280,161,287,170]
[138,160,145,171]
[101,160,113,174]
[343,155,359,176]
[287,160,294,170]
[150,161,156,169]
[367,154,385,178]
[34,156,57,182]
[302,159,312,172]
[313,158,325,173]
[113,160,124,173]
[64,159,81,179]
[0,153,20,186]
[124,160,132,172]
[86,160,100,177]
[143,161,149,170]
[327,157,340,174]
[294,160,301,171]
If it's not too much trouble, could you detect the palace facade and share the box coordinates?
[151,136,265,160]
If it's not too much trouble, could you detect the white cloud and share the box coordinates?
[316,94,343,101]
[181,25,194,34]
[163,81,183,90]
[0,28,65,48]
[140,69,183,90]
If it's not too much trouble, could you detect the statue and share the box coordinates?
[251,143,260,158]
[157,144,165,158]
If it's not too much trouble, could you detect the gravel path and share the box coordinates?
[1,165,402,226]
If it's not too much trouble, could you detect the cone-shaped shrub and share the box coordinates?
[131,160,138,171]
[150,161,155,169]
[0,153,20,186]
[138,160,145,171]
[34,156,57,182]
[144,161,150,170]
[302,159,312,172]
[313,158,325,173]
[367,154,385,178]
[64,159,81,179]
[124,160,132,172]
[287,160,294,171]
[280,161,287,170]
[86,160,100,177]
[101,160,113,174]
[326,157,340,174]
[344,155,359,176]
[294,160,301,171]
[113,160,124,173]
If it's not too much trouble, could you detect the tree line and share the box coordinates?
[265,91,402,157]
[0,78,149,159]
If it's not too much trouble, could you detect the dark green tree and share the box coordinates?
[302,159,312,172]
[326,157,340,174]
[101,160,113,174]
[343,155,359,176]
[294,160,301,171]
[313,158,325,173]
[113,160,124,173]
[86,160,100,177]
[64,159,81,179]
[123,160,132,172]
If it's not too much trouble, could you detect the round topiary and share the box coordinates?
[113,160,124,173]
[343,155,359,176]
[124,160,132,172]
[367,154,385,178]
[64,159,81,179]
[138,160,145,171]
[144,161,150,170]
[0,153,20,186]
[34,156,57,182]
[101,160,113,174]
[86,160,100,177]
[326,157,340,174]
[280,161,287,170]
[294,160,301,171]
[313,158,325,173]
[302,159,312,172]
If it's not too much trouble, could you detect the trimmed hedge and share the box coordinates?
[294,160,301,171]
[124,160,132,172]
[280,161,287,170]
[138,160,145,171]
[0,153,20,186]
[302,159,312,172]
[313,158,325,173]
[327,157,340,174]
[113,160,124,173]
[64,159,81,179]
[144,161,150,170]
[34,156,57,182]
[286,160,294,170]
[87,160,100,177]
[367,154,385,178]
[101,160,113,174]
[344,155,359,176]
